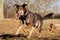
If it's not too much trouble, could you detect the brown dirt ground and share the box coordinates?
[0,18,60,38]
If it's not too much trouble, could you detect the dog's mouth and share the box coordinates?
[17,13,22,17]
[17,10,24,17]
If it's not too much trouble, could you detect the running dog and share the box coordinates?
[14,3,53,38]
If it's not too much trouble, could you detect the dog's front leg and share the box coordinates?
[15,20,26,35]
[28,27,35,38]
[15,25,23,35]
[24,20,26,25]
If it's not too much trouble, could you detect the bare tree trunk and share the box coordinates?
[44,0,50,15]
[0,0,4,19]
[16,0,18,4]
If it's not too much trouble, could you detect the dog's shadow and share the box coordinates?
[0,34,26,39]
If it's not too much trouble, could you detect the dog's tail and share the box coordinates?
[43,13,54,20]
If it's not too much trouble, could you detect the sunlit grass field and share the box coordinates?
[0,19,60,40]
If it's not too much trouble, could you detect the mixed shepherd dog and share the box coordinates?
[14,3,53,38]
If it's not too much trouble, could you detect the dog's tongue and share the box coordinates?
[17,13,21,17]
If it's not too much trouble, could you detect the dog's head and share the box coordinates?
[14,4,24,17]
[14,3,28,17]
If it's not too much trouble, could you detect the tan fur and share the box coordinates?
[17,6,24,16]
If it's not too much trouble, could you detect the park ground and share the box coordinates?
[0,19,60,40]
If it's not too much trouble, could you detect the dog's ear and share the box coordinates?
[13,4,21,8]
[13,4,17,7]
[43,13,54,20]
[22,3,27,8]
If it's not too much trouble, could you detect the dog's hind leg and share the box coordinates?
[15,25,23,35]
[28,27,35,38]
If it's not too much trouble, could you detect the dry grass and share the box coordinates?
[0,18,60,40]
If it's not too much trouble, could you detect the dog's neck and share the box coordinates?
[23,10,29,17]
